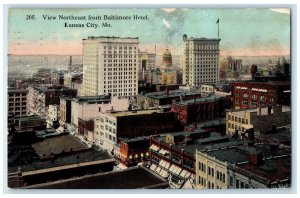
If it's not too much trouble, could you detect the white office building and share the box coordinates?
[82,36,139,98]
[182,34,220,87]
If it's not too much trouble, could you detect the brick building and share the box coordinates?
[114,136,150,167]
[232,81,290,110]
[171,95,231,125]
[148,131,248,189]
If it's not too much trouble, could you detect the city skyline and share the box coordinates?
[8,8,290,57]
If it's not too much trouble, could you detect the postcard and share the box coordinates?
[6,7,291,190]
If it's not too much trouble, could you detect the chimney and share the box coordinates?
[246,128,254,142]
[249,150,263,165]
[268,106,272,115]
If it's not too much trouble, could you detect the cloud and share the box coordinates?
[163,19,171,29]
[160,8,176,13]
[269,8,290,15]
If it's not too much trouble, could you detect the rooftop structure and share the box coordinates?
[24,166,168,189]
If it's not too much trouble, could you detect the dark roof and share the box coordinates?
[25,166,168,189]
[8,89,28,93]
[32,134,88,159]
[178,95,224,105]
[142,89,200,100]
[73,95,111,103]
[237,155,291,184]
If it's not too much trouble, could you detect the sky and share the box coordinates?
[8,8,291,56]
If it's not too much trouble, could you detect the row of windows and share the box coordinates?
[103,58,137,62]
[104,46,137,50]
[104,55,137,58]
[227,123,246,132]
[227,115,248,124]
[103,91,136,97]
[216,171,226,183]
[104,72,136,76]
[104,67,136,71]
[104,81,136,85]
[105,124,116,134]
[229,176,250,189]
[105,132,116,142]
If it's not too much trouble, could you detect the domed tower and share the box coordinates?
[162,49,172,68]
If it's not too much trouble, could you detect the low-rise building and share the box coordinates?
[232,81,290,110]
[226,105,291,139]
[171,95,231,125]
[71,95,128,135]
[195,143,291,189]
[8,89,28,118]
[114,136,150,167]
[13,115,46,132]
[96,109,183,152]
[27,85,77,117]
[148,130,248,189]
[136,89,201,109]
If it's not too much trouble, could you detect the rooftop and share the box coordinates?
[236,155,291,185]
[8,89,29,93]
[234,81,290,86]
[8,136,112,173]
[32,134,88,159]
[105,109,161,118]
[25,166,168,189]
[205,147,249,164]
[15,115,45,122]
[177,95,224,105]
[33,86,76,93]
[142,89,200,100]
[73,95,111,103]
[228,105,291,116]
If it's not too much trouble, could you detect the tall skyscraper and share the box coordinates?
[182,34,221,87]
[82,36,139,98]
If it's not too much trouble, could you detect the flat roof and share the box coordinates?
[32,134,88,159]
[237,155,291,184]
[185,37,221,41]
[8,89,28,93]
[25,166,168,189]
[106,109,161,118]
[142,89,200,100]
[33,86,76,93]
[119,136,150,143]
[229,106,291,116]
[16,116,45,122]
[73,95,111,103]
[178,95,224,105]
[205,148,249,164]
[234,81,290,86]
